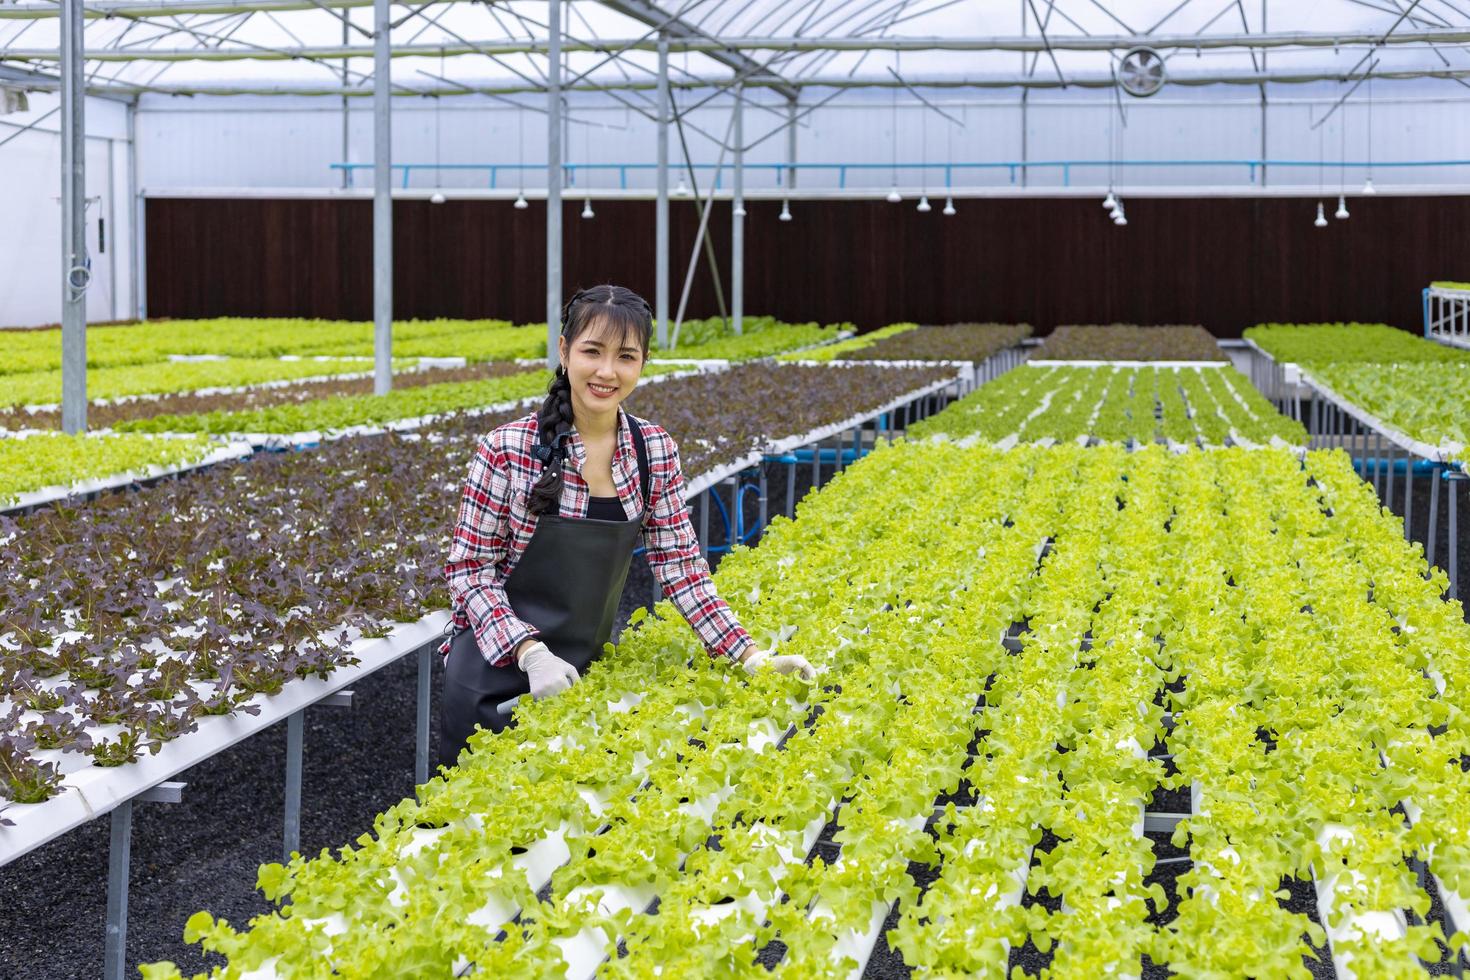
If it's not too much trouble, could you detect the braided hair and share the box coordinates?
[527,284,655,516]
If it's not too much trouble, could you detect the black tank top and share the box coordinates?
[585,494,625,522]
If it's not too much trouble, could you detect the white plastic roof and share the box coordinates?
[2,0,1470,98]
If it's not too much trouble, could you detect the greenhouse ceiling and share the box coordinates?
[4,0,1470,100]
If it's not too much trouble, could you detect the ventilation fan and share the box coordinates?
[1117,47,1166,98]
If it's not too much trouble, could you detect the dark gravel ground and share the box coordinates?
[6,405,1466,979]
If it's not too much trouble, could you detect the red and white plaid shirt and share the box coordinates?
[444,407,755,667]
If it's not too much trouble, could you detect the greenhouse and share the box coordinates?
[5,1,1470,977]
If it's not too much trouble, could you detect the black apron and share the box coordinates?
[438,418,652,768]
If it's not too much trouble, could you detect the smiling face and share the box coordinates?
[557,315,646,429]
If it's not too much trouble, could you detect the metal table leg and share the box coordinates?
[698,491,709,558]
[1385,443,1396,511]
[1430,469,1441,569]
[416,645,431,785]
[786,460,795,516]
[1404,462,1414,542]
[104,801,133,980]
[284,709,304,861]
[1451,474,1460,601]
[758,468,768,532]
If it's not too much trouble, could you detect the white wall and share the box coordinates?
[133,82,1470,196]
[0,92,136,329]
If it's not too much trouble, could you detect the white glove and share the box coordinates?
[740,647,817,682]
[516,640,580,700]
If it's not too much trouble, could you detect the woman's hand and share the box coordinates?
[738,646,817,682]
[516,640,580,699]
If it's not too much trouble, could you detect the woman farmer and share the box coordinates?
[438,284,816,768]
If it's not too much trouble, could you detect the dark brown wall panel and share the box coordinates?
[146,195,1470,336]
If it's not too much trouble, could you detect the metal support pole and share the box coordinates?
[811,437,821,490]
[758,467,767,532]
[284,708,303,861]
[60,0,87,433]
[836,429,846,472]
[1430,469,1441,568]
[731,85,744,337]
[697,490,708,559]
[1404,461,1414,541]
[1385,444,1396,511]
[106,137,117,321]
[103,800,132,980]
[1374,432,1385,496]
[786,97,798,189]
[371,0,392,396]
[655,32,669,349]
[341,10,350,189]
[1260,0,1269,187]
[127,97,145,321]
[416,645,431,784]
[1450,474,1459,601]
[546,0,563,369]
[786,460,795,516]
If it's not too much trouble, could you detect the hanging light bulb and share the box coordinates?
[733,203,747,217]
[942,196,956,216]
[429,191,446,205]
[1314,202,1328,227]
[513,190,529,210]
[1361,176,1376,195]
[1109,205,1123,222]
[1102,190,1117,210]
[581,197,595,219]
[886,185,902,203]
[674,176,690,197]
[778,199,792,222]
[1335,195,1350,220]
[1114,213,1128,226]
[916,195,931,213]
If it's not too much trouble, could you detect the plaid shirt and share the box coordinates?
[444,407,755,668]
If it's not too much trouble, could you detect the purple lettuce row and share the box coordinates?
[624,362,955,475]
[841,323,1032,364]
[1039,325,1227,361]
[0,362,950,804]
[0,408,516,803]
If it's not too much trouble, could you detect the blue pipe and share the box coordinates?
[1348,457,1443,476]
[780,447,866,464]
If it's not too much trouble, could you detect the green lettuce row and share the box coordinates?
[653,318,848,362]
[114,364,689,436]
[1432,281,1470,292]
[1245,323,1469,365]
[0,317,530,376]
[610,449,1069,975]
[775,322,918,362]
[114,369,554,435]
[2,358,421,409]
[141,440,1040,977]
[510,444,1050,975]
[141,444,1470,978]
[1157,450,1448,975]
[1027,449,1171,973]
[0,433,217,505]
[912,366,1306,446]
[1308,362,1470,456]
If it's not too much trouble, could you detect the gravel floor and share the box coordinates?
[5,424,1465,979]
